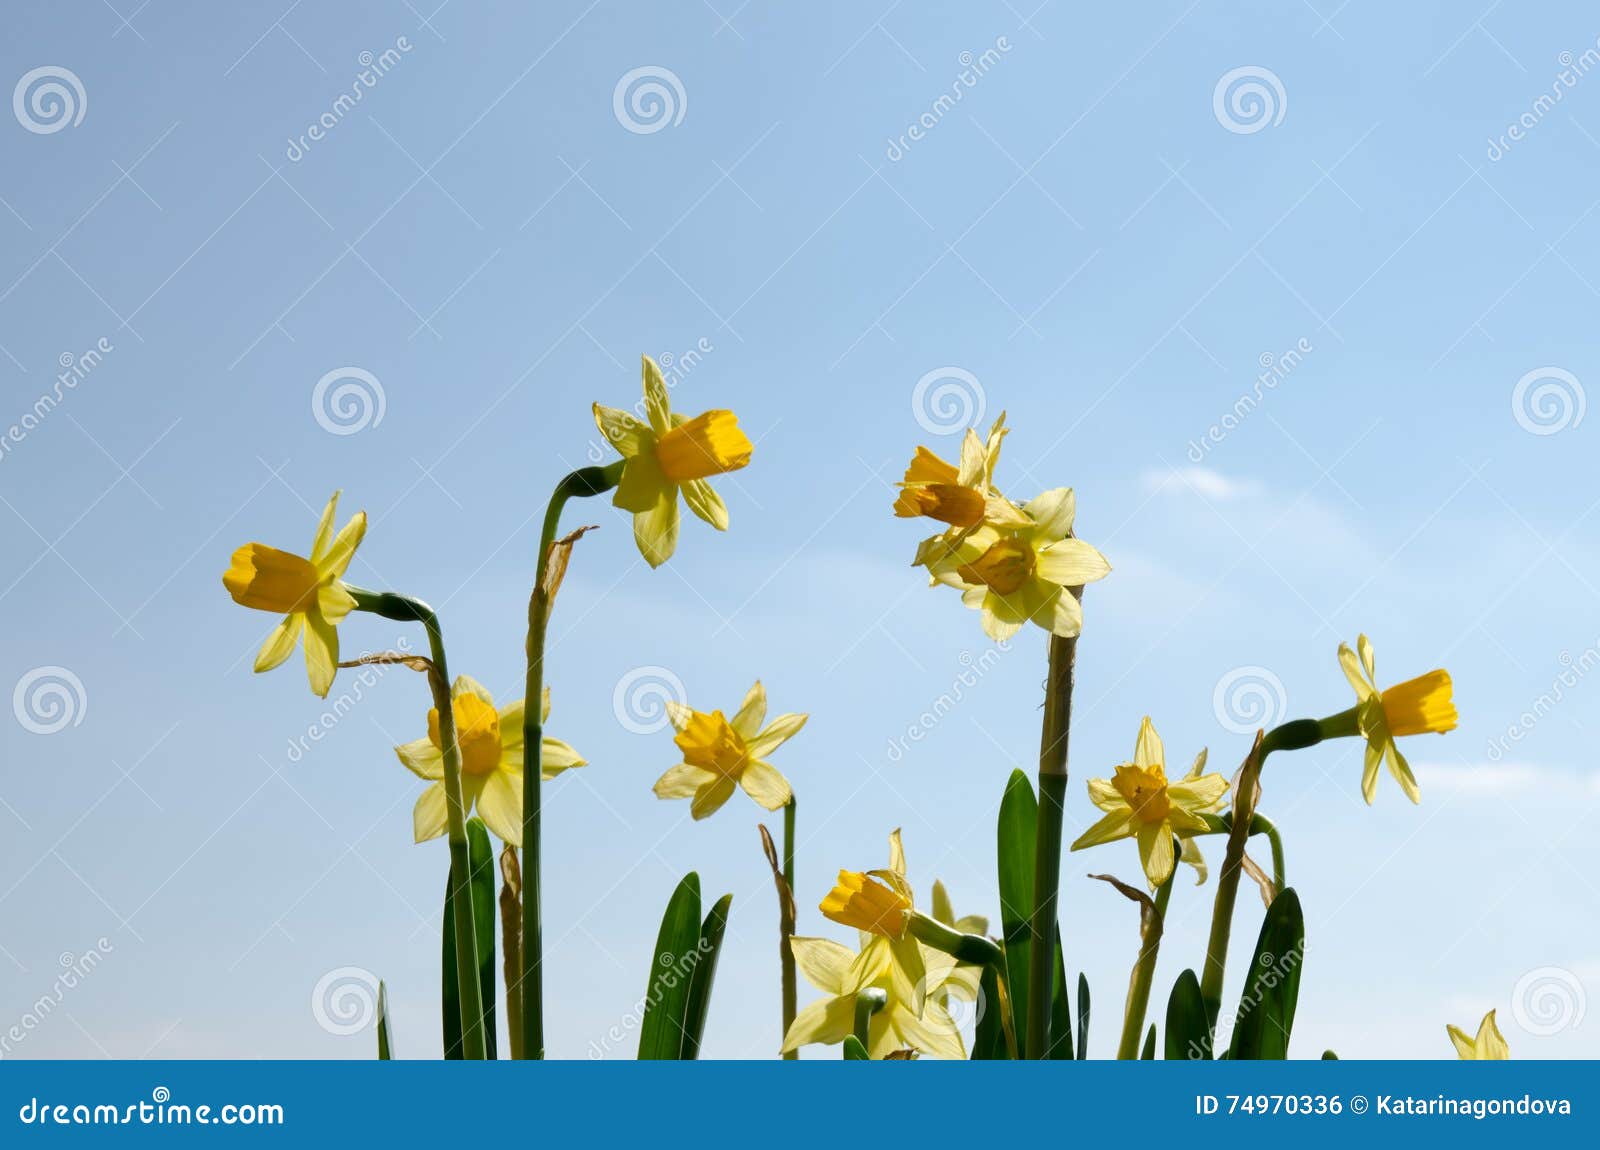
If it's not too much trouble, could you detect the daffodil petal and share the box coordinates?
[254,613,303,673]
[1137,821,1176,887]
[1385,741,1421,804]
[413,783,448,843]
[395,737,444,780]
[641,355,672,434]
[318,512,367,579]
[1021,487,1076,539]
[780,994,855,1053]
[654,763,714,799]
[1339,642,1375,700]
[1133,716,1164,771]
[790,936,856,995]
[633,490,680,569]
[540,737,585,780]
[690,776,736,820]
[680,478,729,530]
[476,769,522,845]
[729,681,766,740]
[497,698,526,750]
[593,403,648,457]
[309,491,340,564]
[303,611,338,698]
[1035,538,1112,587]
[1069,809,1136,851]
[1361,738,1383,804]
[747,712,807,758]
[739,759,792,810]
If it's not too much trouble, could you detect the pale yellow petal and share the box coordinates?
[253,613,303,673]
[780,994,855,1053]
[1361,738,1383,804]
[395,737,444,780]
[412,783,448,843]
[1137,821,1176,887]
[1357,632,1377,681]
[746,712,808,758]
[1034,538,1112,588]
[641,355,672,433]
[452,675,495,706]
[309,490,340,563]
[316,582,357,623]
[497,698,526,750]
[592,403,648,458]
[790,936,856,995]
[303,611,338,698]
[1385,741,1421,804]
[1178,836,1209,885]
[613,447,667,513]
[690,776,736,820]
[1021,487,1076,540]
[1447,1024,1477,1059]
[633,490,680,569]
[317,511,366,579]
[730,680,767,739]
[653,763,714,799]
[476,769,522,845]
[887,828,906,877]
[1070,809,1136,851]
[1339,642,1375,700]
[739,759,792,810]
[680,478,729,530]
[540,737,585,780]
[894,998,966,1060]
[1168,774,1229,812]
[1133,716,1164,770]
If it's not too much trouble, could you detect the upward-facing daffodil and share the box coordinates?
[1448,1009,1509,1060]
[652,681,806,820]
[783,830,968,1059]
[396,676,585,845]
[1336,634,1457,805]
[223,490,366,698]
[593,355,753,568]
[923,488,1111,640]
[1070,717,1229,888]
[894,413,1029,530]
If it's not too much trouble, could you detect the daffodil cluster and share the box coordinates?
[897,415,1111,640]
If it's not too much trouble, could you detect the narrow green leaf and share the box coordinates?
[637,872,703,1060]
[1075,972,1091,1061]
[996,769,1037,1057]
[1048,940,1072,1059]
[681,892,732,1059]
[376,980,393,1060]
[442,819,498,1059]
[1140,1024,1156,1060]
[1229,887,1305,1060]
[971,962,1007,1059]
[1164,968,1211,1061]
[843,1035,870,1060]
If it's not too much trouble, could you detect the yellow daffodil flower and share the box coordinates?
[894,413,1029,529]
[652,681,806,819]
[396,676,585,845]
[784,831,968,1059]
[927,878,988,1012]
[923,488,1110,640]
[592,355,753,568]
[1448,1009,1509,1059]
[1338,634,1457,805]
[1070,717,1229,888]
[223,490,366,698]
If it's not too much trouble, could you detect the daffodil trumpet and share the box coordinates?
[344,585,488,1061]
[521,461,624,1061]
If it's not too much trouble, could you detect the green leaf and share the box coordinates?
[971,962,1007,1060]
[1228,887,1305,1060]
[376,980,393,1060]
[1322,1049,1339,1060]
[681,892,732,1059]
[1048,941,1072,1059]
[638,872,704,1060]
[997,769,1037,1057]
[843,1035,870,1060]
[1164,968,1211,1061]
[1076,972,1091,1061]
[1140,1024,1156,1060]
[442,819,498,1059]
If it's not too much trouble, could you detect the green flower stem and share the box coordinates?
[1196,714,1325,1048]
[1028,627,1079,1059]
[521,462,622,1060]
[853,988,887,1049]
[347,586,486,1061]
[780,798,798,1061]
[907,912,1007,970]
[1198,811,1287,891]
[1115,864,1174,1060]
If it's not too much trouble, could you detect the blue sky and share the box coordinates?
[1,1,1597,1060]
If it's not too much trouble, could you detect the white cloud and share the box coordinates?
[1141,465,1260,500]
[1412,761,1600,797]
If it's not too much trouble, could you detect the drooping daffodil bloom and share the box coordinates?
[652,681,806,820]
[1448,1009,1509,1060]
[923,488,1111,640]
[1337,634,1457,805]
[894,413,1029,530]
[1070,717,1229,888]
[222,490,366,698]
[593,355,753,568]
[783,831,967,1059]
[396,676,585,846]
